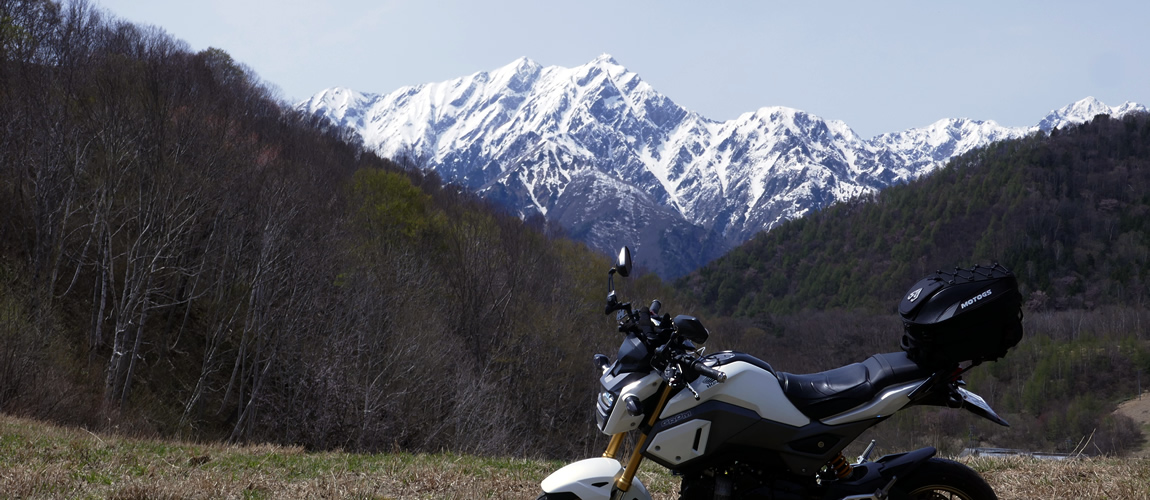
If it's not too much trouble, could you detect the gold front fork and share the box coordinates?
[613,382,674,493]
[603,433,625,459]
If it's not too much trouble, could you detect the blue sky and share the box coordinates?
[95,0,1148,138]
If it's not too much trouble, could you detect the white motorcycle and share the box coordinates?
[539,247,1023,500]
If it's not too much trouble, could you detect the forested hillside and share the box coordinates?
[679,113,1150,455]
[0,0,681,459]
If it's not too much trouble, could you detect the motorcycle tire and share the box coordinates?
[892,457,997,500]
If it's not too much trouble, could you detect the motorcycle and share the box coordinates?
[539,247,1024,500]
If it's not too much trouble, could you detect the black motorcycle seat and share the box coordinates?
[776,352,931,421]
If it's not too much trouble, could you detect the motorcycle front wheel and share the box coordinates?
[893,458,997,500]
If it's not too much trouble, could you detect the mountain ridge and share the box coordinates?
[300,56,1147,277]
[682,112,1150,316]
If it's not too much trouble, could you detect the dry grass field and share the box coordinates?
[2,414,1147,499]
[1115,393,1150,459]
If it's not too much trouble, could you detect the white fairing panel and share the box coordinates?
[646,419,711,466]
[540,457,651,500]
[820,379,925,425]
[603,372,663,435]
[660,361,809,427]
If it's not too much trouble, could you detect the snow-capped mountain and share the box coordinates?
[1036,96,1146,133]
[299,55,1147,278]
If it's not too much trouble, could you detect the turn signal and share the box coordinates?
[625,396,642,416]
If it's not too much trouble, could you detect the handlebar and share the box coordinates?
[678,354,727,383]
[691,360,727,383]
[608,288,723,383]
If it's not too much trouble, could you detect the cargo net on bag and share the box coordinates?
[898,264,1024,369]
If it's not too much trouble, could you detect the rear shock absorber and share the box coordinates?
[826,453,852,480]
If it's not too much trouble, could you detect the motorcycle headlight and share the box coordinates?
[599,390,616,409]
[596,390,617,430]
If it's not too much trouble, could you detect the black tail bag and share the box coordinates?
[898,264,1023,368]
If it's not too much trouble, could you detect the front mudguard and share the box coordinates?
[540,457,652,500]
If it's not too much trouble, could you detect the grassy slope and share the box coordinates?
[2,414,1147,499]
[1115,391,1150,458]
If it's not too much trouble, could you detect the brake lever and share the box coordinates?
[666,359,702,400]
[685,380,701,400]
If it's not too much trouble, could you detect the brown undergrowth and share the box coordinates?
[2,414,1147,499]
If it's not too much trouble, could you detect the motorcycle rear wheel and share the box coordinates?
[894,458,997,500]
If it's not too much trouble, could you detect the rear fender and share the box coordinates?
[958,387,1010,426]
[540,457,651,500]
[823,447,937,499]
[871,446,938,480]
[911,381,1010,427]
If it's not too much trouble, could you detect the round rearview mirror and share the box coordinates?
[616,247,633,277]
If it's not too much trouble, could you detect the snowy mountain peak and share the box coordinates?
[301,87,371,125]
[1116,101,1148,115]
[749,106,800,122]
[494,56,542,78]
[1038,96,1147,132]
[300,56,1146,278]
[313,86,360,106]
[506,55,537,68]
[488,57,542,93]
[592,53,620,65]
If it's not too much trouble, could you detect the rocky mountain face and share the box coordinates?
[299,55,1146,278]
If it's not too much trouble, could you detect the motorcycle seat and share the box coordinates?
[775,352,930,420]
